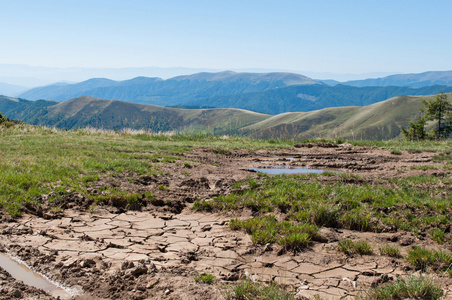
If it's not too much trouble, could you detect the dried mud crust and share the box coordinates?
[1,144,452,299]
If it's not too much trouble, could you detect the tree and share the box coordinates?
[402,114,427,141]
[422,91,452,139]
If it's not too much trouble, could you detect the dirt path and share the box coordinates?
[1,144,451,299]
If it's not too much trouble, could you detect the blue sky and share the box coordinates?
[1,0,451,75]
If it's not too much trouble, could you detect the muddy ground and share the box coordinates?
[1,143,452,299]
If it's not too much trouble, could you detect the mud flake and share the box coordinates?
[132,218,166,230]
[166,241,198,253]
[99,248,132,260]
[315,268,359,280]
[44,240,105,252]
[292,263,326,275]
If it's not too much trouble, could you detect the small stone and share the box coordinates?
[121,261,135,270]
[164,289,171,295]
[146,278,160,289]
[129,264,148,276]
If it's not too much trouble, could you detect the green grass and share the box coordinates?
[228,280,294,300]
[391,149,402,155]
[338,239,373,255]
[194,173,451,236]
[229,217,317,251]
[429,228,446,244]
[379,245,401,258]
[359,276,443,300]
[194,273,215,284]
[0,125,299,216]
[406,246,452,272]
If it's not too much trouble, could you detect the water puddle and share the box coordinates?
[0,252,75,299]
[249,166,326,175]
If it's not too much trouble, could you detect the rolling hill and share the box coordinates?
[0,96,269,134]
[241,93,452,140]
[1,93,451,140]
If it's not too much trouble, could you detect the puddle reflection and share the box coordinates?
[0,252,74,299]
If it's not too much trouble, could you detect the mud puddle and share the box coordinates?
[249,166,327,174]
[0,252,75,299]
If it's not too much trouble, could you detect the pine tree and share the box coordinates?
[422,92,452,139]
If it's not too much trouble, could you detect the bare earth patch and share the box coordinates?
[1,144,452,299]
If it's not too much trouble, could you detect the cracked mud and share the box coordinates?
[1,144,452,299]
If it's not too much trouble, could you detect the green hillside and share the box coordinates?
[241,93,452,140]
[0,96,269,134]
[1,93,451,140]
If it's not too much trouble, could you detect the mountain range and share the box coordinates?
[15,71,452,115]
[1,93,450,140]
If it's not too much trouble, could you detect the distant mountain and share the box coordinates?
[343,70,452,87]
[1,93,451,140]
[18,71,322,108]
[18,71,452,115]
[318,79,341,86]
[19,78,120,101]
[188,84,452,114]
[0,82,27,97]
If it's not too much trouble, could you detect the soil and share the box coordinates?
[1,143,452,299]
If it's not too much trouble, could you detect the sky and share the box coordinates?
[1,0,452,77]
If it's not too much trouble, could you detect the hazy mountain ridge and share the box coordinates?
[187,84,452,114]
[343,70,452,87]
[18,71,316,106]
[16,71,452,115]
[0,82,28,97]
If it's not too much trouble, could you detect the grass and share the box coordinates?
[391,149,402,155]
[194,172,451,237]
[429,228,446,244]
[228,280,294,300]
[194,273,215,284]
[406,246,452,272]
[229,217,317,251]
[338,239,373,255]
[0,125,302,216]
[379,245,401,258]
[359,276,443,300]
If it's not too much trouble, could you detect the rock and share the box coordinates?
[121,261,135,270]
[399,236,413,246]
[315,228,338,243]
[129,264,148,276]
[146,278,160,289]
[80,259,96,268]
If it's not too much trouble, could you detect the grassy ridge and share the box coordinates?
[242,93,452,140]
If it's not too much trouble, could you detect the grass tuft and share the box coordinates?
[338,239,373,255]
[359,276,443,300]
[194,273,215,284]
[228,280,294,300]
[379,245,401,258]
